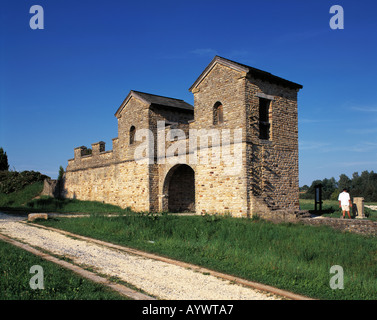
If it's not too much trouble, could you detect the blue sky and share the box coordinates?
[1,0,376,186]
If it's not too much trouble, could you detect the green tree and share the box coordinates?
[56,165,65,198]
[301,178,337,200]
[338,174,351,191]
[57,166,64,182]
[351,170,377,201]
[321,177,337,199]
[331,173,352,200]
[301,179,322,199]
[0,147,9,171]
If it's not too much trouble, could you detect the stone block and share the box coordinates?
[28,213,48,222]
[353,197,365,219]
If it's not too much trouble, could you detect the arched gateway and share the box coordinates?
[163,164,195,213]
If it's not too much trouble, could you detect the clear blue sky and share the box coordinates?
[1,0,376,186]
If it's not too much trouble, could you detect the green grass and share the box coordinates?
[0,239,127,300]
[25,196,128,214]
[36,213,377,300]
[0,182,44,209]
[2,186,376,299]
[0,182,128,215]
[300,199,377,221]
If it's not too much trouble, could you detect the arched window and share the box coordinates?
[213,102,224,125]
[129,125,136,145]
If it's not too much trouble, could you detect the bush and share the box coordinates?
[0,170,49,194]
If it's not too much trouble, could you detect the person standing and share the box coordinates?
[338,188,352,219]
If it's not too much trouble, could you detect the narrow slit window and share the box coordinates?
[129,125,136,145]
[213,102,224,125]
[259,98,271,140]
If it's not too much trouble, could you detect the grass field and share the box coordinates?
[300,199,377,221]
[1,185,377,300]
[35,212,377,300]
[0,182,44,209]
[0,239,127,300]
[0,182,127,214]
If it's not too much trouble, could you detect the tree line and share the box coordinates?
[300,171,377,202]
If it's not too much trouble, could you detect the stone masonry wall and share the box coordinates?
[64,161,151,212]
[190,63,248,217]
[245,77,300,219]
[299,217,377,237]
[149,105,194,212]
[64,96,152,212]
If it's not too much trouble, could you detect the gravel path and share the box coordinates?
[0,213,282,300]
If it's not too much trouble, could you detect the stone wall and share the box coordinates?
[190,63,248,217]
[64,96,152,212]
[64,161,151,211]
[299,217,377,237]
[245,76,300,219]
[194,143,248,217]
[41,179,59,198]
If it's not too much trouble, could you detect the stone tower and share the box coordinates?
[189,56,302,219]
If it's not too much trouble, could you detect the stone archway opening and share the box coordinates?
[163,164,195,213]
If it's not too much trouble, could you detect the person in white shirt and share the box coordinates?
[338,188,352,219]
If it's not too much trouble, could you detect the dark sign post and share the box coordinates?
[314,184,322,212]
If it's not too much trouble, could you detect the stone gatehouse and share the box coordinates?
[63,56,303,219]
